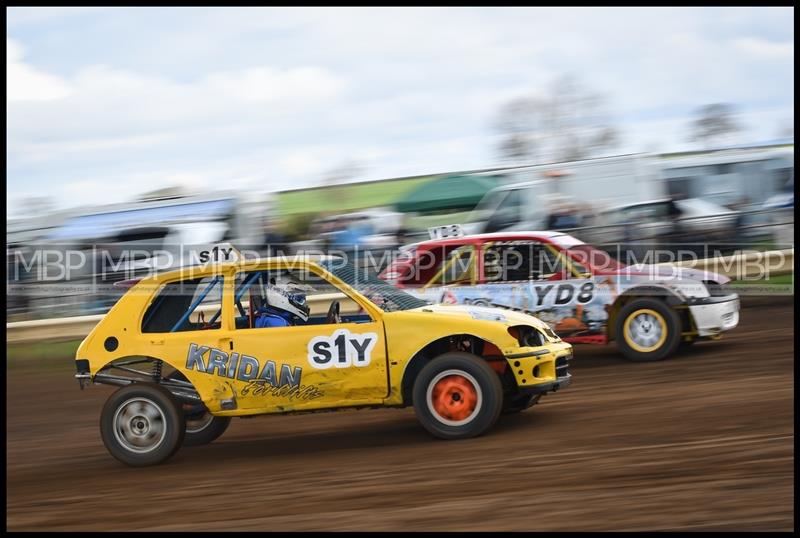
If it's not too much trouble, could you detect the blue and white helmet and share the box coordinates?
[264,284,310,322]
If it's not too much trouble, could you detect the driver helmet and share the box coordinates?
[262,284,310,323]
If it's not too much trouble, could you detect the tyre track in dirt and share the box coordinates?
[6,297,794,531]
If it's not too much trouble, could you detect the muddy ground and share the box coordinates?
[6,297,794,531]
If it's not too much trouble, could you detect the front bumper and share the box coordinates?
[504,343,573,393]
[519,373,572,395]
[687,294,740,336]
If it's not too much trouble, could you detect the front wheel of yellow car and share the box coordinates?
[413,352,503,440]
[100,383,185,467]
[615,299,682,362]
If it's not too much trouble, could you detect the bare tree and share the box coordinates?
[494,74,619,164]
[319,160,365,207]
[496,133,533,164]
[321,160,364,187]
[494,97,544,164]
[688,103,742,149]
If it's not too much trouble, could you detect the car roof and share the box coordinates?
[120,254,341,286]
[413,231,575,249]
[601,197,736,214]
[600,198,672,212]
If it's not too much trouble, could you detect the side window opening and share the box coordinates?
[538,246,567,280]
[400,245,462,287]
[428,245,475,286]
[141,275,224,333]
[484,241,566,282]
[485,189,523,233]
[233,268,374,329]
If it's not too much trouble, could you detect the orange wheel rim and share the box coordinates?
[430,374,479,422]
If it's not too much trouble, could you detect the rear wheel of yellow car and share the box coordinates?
[165,371,231,447]
[413,352,503,439]
[616,299,682,362]
[181,405,231,447]
[100,383,185,467]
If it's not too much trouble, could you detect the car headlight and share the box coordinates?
[703,280,731,297]
[508,325,546,347]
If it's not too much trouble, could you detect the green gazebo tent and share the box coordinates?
[394,174,499,213]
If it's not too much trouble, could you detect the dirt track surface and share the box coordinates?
[6,297,794,531]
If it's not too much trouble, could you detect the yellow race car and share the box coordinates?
[75,254,572,466]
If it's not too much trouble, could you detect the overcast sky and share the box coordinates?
[6,7,794,217]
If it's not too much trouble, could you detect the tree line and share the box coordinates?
[493,73,788,165]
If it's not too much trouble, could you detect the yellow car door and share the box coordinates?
[136,269,245,412]
[227,264,390,413]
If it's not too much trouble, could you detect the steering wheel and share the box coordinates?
[198,311,213,330]
[326,300,342,324]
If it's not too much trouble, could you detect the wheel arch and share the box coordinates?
[399,334,505,406]
[606,285,685,343]
[93,354,204,405]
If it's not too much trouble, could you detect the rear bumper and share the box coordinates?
[687,295,740,336]
[75,358,90,374]
[75,359,91,389]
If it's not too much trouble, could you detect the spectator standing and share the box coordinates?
[262,218,286,257]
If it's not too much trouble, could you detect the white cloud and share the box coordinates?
[8,132,177,162]
[5,7,795,217]
[7,58,349,163]
[275,146,344,178]
[6,38,72,101]
[205,66,346,103]
[734,37,794,59]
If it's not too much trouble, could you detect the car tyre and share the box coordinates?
[615,298,682,362]
[413,352,503,439]
[164,371,231,447]
[181,407,231,447]
[100,383,185,467]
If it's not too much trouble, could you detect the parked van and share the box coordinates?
[464,154,663,240]
[20,191,269,316]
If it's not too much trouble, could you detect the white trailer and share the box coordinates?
[465,154,663,235]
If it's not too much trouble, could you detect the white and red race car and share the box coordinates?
[379,230,740,361]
